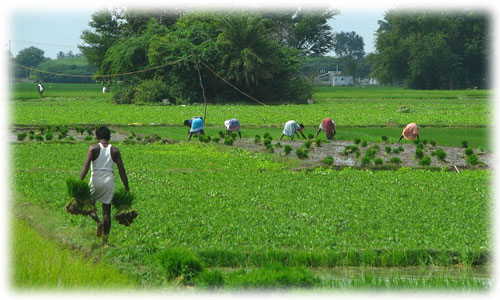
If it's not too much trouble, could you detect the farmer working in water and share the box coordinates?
[184,116,205,141]
[315,117,336,140]
[80,126,130,246]
[279,120,307,141]
[397,123,420,143]
[37,81,45,98]
[224,118,242,139]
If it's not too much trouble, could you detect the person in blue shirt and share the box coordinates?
[184,116,205,141]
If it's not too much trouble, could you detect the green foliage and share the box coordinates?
[17,132,28,141]
[398,146,404,152]
[361,140,368,147]
[419,156,432,166]
[284,145,292,155]
[315,138,322,147]
[462,140,469,148]
[212,137,220,143]
[303,140,312,149]
[45,132,54,141]
[322,156,334,165]
[466,154,481,165]
[372,10,488,89]
[66,178,91,201]
[112,83,136,104]
[434,148,447,161]
[134,77,169,103]
[226,264,318,288]
[263,132,271,139]
[390,157,402,164]
[381,136,388,142]
[32,56,96,83]
[430,140,437,147]
[112,189,134,210]
[295,148,308,159]
[254,135,261,144]
[354,138,361,144]
[154,248,204,282]
[392,149,400,154]
[196,269,225,288]
[360,156,371,166]
[224,137,234,146]
[374,158,384,165]
[35,134,44,142]
[385,146,391,154]
[415,148,424,159]
[465,148,474,156]
[365,149,376,159]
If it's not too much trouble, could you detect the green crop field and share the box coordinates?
[9,83,493,290]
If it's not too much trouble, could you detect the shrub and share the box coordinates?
[112,84,136,104]
[462,140,469,148]
[322,156,334,165]
[360,156,371,166]
[224,137,234,146]
[284,145,292,155]
[466,154,481,165]
[434,148,447,161]
[419,156,431,166]
[384,146,391,154]
[254,135,261,144]
[303,140,312,149]
[390,157,402,164]
[374,158,384,165]
[155,248,204,282]
[295,148,308,159]
[196,269,225,288]
[133,77,169,104]
[465,148,474,156]
[365,149,376,159]
[354,138,361,144]
[17,132,28,141]
[361,141,368,147]
[45,132,54,141]
[415,148,424,159]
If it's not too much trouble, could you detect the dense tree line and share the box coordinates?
[11,47,95,83]
[371,10,489,89]
[79,8,338,104]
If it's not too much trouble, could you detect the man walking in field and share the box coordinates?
[279,120,307,141]
[315,117,336,140]
[80,126,130,245]
[184,116,205,141]
[37,81,45,98]
[225,118,242,139]
[397,123,420,143]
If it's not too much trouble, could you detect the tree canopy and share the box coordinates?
[371,10,489,89]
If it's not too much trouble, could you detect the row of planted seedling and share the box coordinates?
[16,125,108,142]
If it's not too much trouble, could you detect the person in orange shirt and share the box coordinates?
[397,123,420,143]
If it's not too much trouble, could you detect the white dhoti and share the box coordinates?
[90,171,115,204]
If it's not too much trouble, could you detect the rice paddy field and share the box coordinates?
[8,83,494,291]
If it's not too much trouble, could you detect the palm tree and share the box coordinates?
[217,15,274,89]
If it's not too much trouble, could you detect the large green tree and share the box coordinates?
[13,46,45,79]
[371,10,489,89]
[333,31,365,79]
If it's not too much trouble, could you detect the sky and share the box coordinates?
[7,5,389,59]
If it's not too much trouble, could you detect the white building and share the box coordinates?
[332,75,354,86]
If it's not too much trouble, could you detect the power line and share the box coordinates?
[11,39,78,49]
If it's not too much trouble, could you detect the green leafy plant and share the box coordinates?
[374,158,384,165]
[303,140,312,149]
[295,148,308,159]
[354,138,361,144]
[224,137,234,146]
[462,140,469,148]
[322,155,334,165]
[17,132,28,141]
[65,178,95,216]
[154,248,204,282]
[398,146,404,152]
[307,133,314,140]
[284,145,292,155]
[361,141,368,147]
[112,189,138,226]
[415,148,424,159]
[430,140,436,147]
[419,156,431,166]
[381,136,388,143]
[35,134,44,142]
[465,148,474,156]
[361,156,371,166]
[466,154,481,165]
[393,149,400,154]
[434,148,447,161]
[45,132,54,141]
[254,135,261,144]
[385,146,391,154]
[315,138,322,147]
[390,157,402,164]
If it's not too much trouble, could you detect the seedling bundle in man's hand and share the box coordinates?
[112,189,138,226]
[65,178,96,215]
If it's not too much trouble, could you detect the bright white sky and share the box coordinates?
[6,3,391,59]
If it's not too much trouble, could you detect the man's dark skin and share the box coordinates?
[80,134,129,245]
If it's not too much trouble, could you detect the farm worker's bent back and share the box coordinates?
[225,118,241,139]
[280,120,306,141]
[398,123,420,143]
[316,118,336,140]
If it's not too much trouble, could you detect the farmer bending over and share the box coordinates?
[397,123,420,143]
[37,81,45,98]
[315,118,336,140]
[184,116,205,141]
[80,126,130,246]
[280,120,306,141]
[225,118,242,139]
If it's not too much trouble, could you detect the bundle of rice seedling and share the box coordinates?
[65,178,96,215]
[112,189,138,226]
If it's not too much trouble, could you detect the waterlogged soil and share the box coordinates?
[10,127,493,170]
[235,138,494,171]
